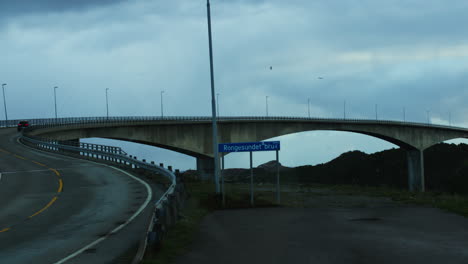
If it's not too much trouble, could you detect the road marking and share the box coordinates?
[17,137,154,263]
[49,168,61,177]
[32,161,47,167]
[0,147,65,229]
[58,179,63,193]
[0,227,10,233]
[52,165,153,264]
[13,154,26,160]
[0,148,11,154]
[1,169,55,174]
[28,196,58,218]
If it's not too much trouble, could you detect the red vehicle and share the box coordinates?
[17,120,29,131]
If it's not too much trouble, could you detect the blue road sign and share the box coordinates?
[218,141,280,153]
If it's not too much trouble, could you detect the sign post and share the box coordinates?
[219,141,281,207]
[276,150,280,204]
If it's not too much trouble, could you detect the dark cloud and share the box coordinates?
[0,0,128,18]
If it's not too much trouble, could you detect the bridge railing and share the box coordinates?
[19,134,186,262]
[0,115,464,132]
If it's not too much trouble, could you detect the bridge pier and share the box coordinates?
[407,149,425,192]
[196,157,214,181]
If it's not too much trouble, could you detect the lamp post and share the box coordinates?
[206,0,220,193]
[375,104,378,120]
[217,93,220,117]
[266,96,269,117]
[403,107,406,122]
[160,90,165,118]
[449,112,451,126]
[307,98,310,118]
[2,83,7,123]
[54,86,58,120]
[343,100,346,119]
[105,88,109,118]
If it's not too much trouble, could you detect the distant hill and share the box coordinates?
[184,143,468,194]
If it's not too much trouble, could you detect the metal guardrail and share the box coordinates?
[0,115,466,132]
[19,134,186,263]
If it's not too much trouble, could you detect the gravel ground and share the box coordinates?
[175,188,468,264]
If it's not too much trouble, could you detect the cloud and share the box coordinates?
[2,0,468,168]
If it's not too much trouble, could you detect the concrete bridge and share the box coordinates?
[24,116,468,192]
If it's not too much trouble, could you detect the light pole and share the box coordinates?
[2,83,7,122]
[160,90,165,118]
[449,112,451,126]
[343,100,346,119]
[54,86,58,120]
[217,93,220,117]
[375,104,378,120]
[206,0,220,193]
[266,96,269,117]
[105,88,109,118]
[403,107,406,122]
[307,98,310,118]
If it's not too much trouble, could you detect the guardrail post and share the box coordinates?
[168,166,172,172]
[159,163,164,168]
[134,156,138,169]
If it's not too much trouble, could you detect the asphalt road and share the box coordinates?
[176,195,468,264]
[0,128,156,264]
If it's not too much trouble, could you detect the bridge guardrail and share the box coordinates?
[19,134,186,263]
[0,115,466,132]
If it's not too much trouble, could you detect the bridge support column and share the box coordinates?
[197,157,214,181]
[407,149,425,192]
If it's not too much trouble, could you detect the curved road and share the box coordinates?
[0,128,154,264]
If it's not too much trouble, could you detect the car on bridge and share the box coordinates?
[17,120,29,131]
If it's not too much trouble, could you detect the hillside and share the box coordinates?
[211,143,468,194]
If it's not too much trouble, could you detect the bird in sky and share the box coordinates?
[270,66,273,70]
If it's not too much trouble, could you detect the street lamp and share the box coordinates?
[206,0,220,193]
[449,112,451,126]
[266,96,269,117]
[105,88,109,118]
[217,93,220,117]
[2,83,7,122]
[160,90,165,118]
[403,107,406,122]
[343,100,346,119]
[307,98,310,118]
[375,104,378,120]
[54,86,58,120]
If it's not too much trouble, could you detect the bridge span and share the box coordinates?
[21,116,468,192]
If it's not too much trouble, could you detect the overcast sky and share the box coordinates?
[2,0,468,169]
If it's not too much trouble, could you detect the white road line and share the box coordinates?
[17,136,154,264]
[52,165,153,264]
[1,166,98,174]
[1,169,52,174]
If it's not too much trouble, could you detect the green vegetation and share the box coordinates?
[143,143,468,263]
[143,181,468,264]
[142,182,279,264]
[320,184,468,217]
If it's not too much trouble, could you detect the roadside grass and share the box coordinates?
[309,183,468,217]
[142,182,279,264]
[142,181,468,264]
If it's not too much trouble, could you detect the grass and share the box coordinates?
[142,181,468,264]
[141,182,279,264]
[307,183,468,217]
